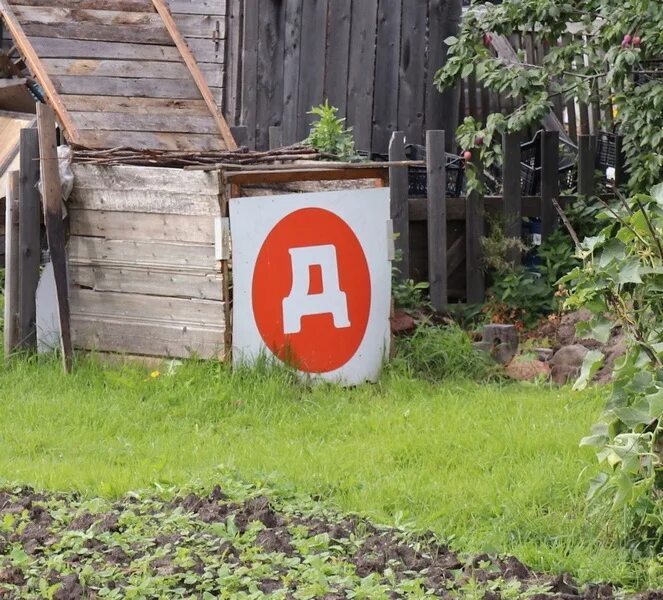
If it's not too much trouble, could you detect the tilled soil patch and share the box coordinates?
[0,481,659,599]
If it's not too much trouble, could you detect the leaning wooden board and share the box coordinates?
[0,0,235,151]
[68,164,227,360]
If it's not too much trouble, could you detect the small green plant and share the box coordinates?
[305,101,357,161]
[391,249,430,310]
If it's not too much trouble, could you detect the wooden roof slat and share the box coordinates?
[8,0,155,12]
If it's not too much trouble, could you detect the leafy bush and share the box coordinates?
[562,184,663,554]
[305,101,357,161]
[483,226,578,329]
[393,324,496,382]
[436,0,663,195]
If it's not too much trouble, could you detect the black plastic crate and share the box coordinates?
[595,131,618,170]
[634,60,663,86]
[405,144,465,198]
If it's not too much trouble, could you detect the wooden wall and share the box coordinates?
[68,164,227,360]
[225,0,463,154]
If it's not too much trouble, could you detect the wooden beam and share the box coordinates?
[0,0,79,143]
[37,103,73,373]
[502,132,522,266]
[466,155,485,304]
[18,126,41,350]
[426,130,447,311]
[151,0,237,150]
[224,167,389,185]
[389,131,409,280]
[3,171,19,360]
[540,130,559,239]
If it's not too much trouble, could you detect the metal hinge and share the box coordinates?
[212,20,221,52]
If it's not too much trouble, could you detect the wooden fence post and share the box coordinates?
[578,134,596,198]
[426,130,447,310]
[37,104,73,373]
[4,171,19,359]
[540,130,560,239]
[502,132,522,265]
[466,156,485,304]
[389,131,409,281]
[269,126,283,150]
[18,127,41,350]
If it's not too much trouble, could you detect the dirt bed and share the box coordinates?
[0,481,659,599]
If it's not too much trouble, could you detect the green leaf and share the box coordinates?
[616,260,642,285]
[613,400,650,427]
[646,389,663,420]
[575,317,613,344]
[573,350,604,391]
[651,182,663,206]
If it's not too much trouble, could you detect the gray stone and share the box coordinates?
[533,348,554,362]
[477,324,519,365]
[550,344,589,385]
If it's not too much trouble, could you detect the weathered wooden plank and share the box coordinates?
[68,236,217,270]
[389,131,409,280]
[398,0,426,146]
[74,129,225,151]
[70,264,223,300]
[60,94,209,114]
[22,22,174,45]
[3,171,19,359]
[70,111,218,134]
[69,189,221,215]
[371,0,402,155]
[466,155,484,304]
[502,132,521,265]
[324,0,351,117]
[165,0,224,14]
[409,196,543,221]
[71,164,220,195]
[223,0,242,122]
[296,0,328,143]
[17,127,40,350]
[175,37,225,65]
[53,75,202,99]
[43,59,223,87]
[540,130,559,239]
[29,37,183,60]
[37,103,73,372]
[14,6,159,24]
[255,0,284,150]
[9,0,154,11]
[428,0,462,152]
[281,0,303,146]
[347,0,377,152]
[240,0,259,148]
[427,130,447,311]
[70,288,224,325]
[71,315,225,359]
[69,209,215,243]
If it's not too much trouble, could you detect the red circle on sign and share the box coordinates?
[252,207,371,373]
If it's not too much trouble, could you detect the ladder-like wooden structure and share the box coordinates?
[0,0,236,151]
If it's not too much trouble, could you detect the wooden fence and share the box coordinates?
[389,129,605,308]
[224,0,463,154]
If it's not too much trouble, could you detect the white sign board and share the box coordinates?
[230,187,391,385]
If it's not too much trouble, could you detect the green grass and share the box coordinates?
[0,353,658,590]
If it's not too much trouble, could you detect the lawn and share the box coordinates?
[0,353,657,591]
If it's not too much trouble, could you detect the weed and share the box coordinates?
[305,101,357,161]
